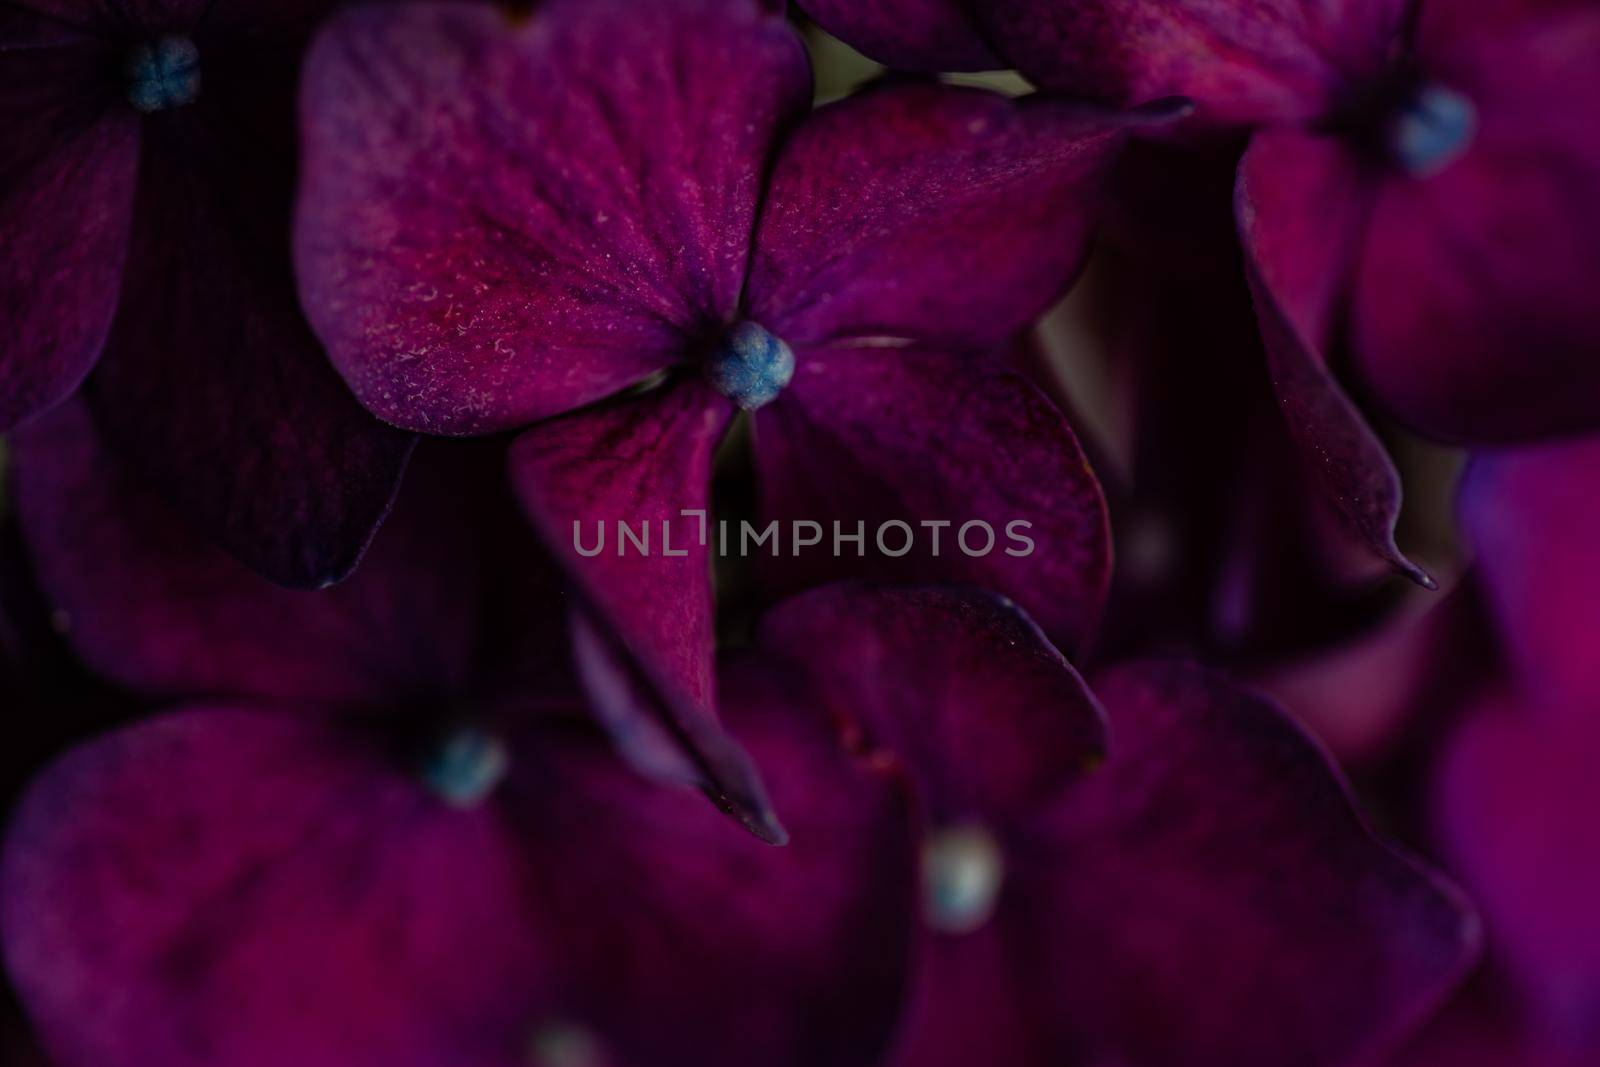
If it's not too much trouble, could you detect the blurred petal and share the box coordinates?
[523,663,915,1067]
[978,0,1403,126]
[1459,437,1600,714]
[1434,695,1600,1041]
[754,346,1112,649]
[1351,11,1600,442]
[794,0,998,71]
[748,82,1143,351]
[509,382,783,841]
[1236,128,1433,586]
[295,0,810,434]
[976,661,1479,1067]
[13,402,479,706]
[0,13,135,431]
[752,584,1107,824]
[1,707,557,1067]
[91,54,414,588]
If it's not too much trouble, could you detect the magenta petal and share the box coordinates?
[1236,128,1433,587]
[748,82,1139,351]
[1433,696,1600,1041]
[90,89,414,588]
[525,665,916,1067]
[12,402,476,706]
[1351,12,1600,443]
[754,346,1112,649]
[990,661,1479,1067]
[0,707,556,1067]
[753,584,1107,824]
[509,382,782,841]
[1459,438,1600,714]
[0,15,136,431]
[794,0,999,71]
[978,0,1402,126]
[295,0,810,434]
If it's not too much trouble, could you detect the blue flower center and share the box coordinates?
[422,726,509,809]
[922,823,1005,934]
[126,36,200,113]
[1388,84,1476,178]
[706,321,794,411]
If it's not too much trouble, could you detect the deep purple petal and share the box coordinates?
[508,382,783,841]
[295,0,810,434]
[968,661,1480,1067]
[1236,128,1433,586]
[1458,437,1600,714]
[0,707,557,1067]
[0,13,135,431]
[752,584,1107,825]
[1350,11,1600,443]
[748,82,1141,351]
[521,664,916,1067]
[794,0,999,71]
[90,51,414,588]
[753,346,1112,649]
[977,0,1403,127]
[12,402,479,706]
[1433,695,1600,1042]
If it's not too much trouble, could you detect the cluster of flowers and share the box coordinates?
[0,0,1596,1064]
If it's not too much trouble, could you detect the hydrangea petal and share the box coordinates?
[12,402,473,706]
[753,346,1112,649]
[0,707,557,1067]
[1351,11,1600,443]
[748,82,1146,351]
[89,55,414,588]
[295,0,811,434]
[752,584,1107,824]
[1236,128,1433,586]
[509,381,782,841]
[0,14,135,431]
[977,0,1404,127]
[794,0,998,71]
[522,664,915,1067]
[1434,695,1600,1040]
[989,661,1480,1067]
[1458,437,1600,714]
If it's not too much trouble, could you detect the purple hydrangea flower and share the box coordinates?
[0,0,415,587]
[1,403,917,1067]
[803,0,1600,587]
[291,0,1177,837]
[749,585,1476,1067]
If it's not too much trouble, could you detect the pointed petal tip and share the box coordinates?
[1394,555,1439,591]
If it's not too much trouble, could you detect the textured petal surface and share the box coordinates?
[972,661,1479,1067]
[1351,11,1600,443]
[295,0,811,434]
[1434,695,1600,1041]
[90,31,415,588]
[1,707,557,1067]
[748,82,1137,351]
[0,12,135,431]
[1459,438,1600,715]
[754,346,1112,649]
[509,382,782,841]
[521,667,916,1067]
[1236,128,1432,585]
[13,403,478,706]
[752,584,1107,824]
[978,0,1403,126]
[795,0,998,71]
